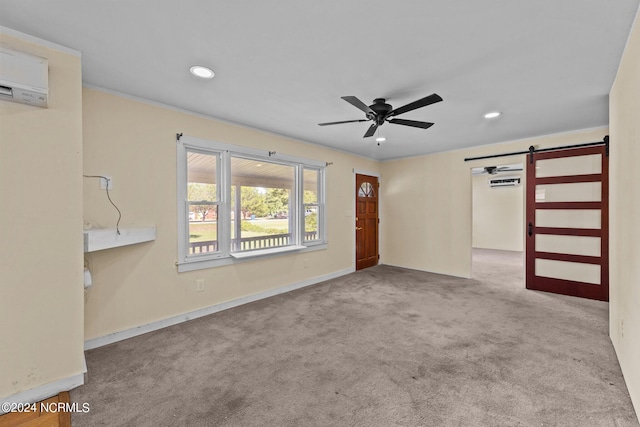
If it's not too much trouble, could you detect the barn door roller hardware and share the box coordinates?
[463,136,609,163]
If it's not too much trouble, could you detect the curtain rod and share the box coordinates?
[463,136,608,162]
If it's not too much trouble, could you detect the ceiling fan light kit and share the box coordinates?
[319,93,443,138]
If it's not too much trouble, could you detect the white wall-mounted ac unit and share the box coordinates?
[489,176,521,187]
[0,47,48,108]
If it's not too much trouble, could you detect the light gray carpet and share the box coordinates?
[71,250,639,426]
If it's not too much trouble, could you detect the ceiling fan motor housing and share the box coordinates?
[370,98,393,124]
[485,166,497,174]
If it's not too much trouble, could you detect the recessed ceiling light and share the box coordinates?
[484,111,501,119]
[256,163,263,167]
[189,65,215,79]
[376,137,386,142]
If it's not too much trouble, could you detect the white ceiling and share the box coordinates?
[1,1,638,160]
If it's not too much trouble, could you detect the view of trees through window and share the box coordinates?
[228,157,294,251]
[187,155,320,254]
[187,152,218,253]
[303,168,320,241]
[230,186,291,244]
[188,184,320,251]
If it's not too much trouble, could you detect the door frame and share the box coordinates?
[353,169,381,271]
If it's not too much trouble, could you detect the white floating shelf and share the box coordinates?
[84,226,156,252]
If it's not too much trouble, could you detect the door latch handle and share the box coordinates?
[356,227,363,231]
[528,222,533,237]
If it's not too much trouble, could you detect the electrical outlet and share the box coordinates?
[195,278,205,292]
[99,175,113,190]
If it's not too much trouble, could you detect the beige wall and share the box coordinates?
[380,128,607,278]
[609,6,640,415]
[82,88,380,340]
[0,33,85,398]
[472,171,524,251]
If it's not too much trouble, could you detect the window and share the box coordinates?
[187,151,220,255]
[358,182,375,197]
[303,168,322,242]
[230,157,295,252]
[177,135,326,272]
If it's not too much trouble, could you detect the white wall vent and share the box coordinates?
[489,176,521,187]
[0,47,48,108]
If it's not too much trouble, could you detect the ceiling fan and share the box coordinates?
[318,94,443,138]
[471,164,523,175]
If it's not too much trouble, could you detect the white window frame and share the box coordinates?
[177,135,327,272]
[301,166,325,244]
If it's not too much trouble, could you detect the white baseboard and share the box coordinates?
[84,267,354,351]
[0,364,86,415]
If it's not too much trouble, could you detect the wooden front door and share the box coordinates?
[525,145,609,301]
[356,174,379,270]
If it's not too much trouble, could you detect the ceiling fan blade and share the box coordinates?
[342,96,375,115]
[389,93,443,117]
[318,119,369,126]
[363,123,378,138]
[388,118,434,129]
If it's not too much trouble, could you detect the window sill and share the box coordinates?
[177,242,327,272]
[230,245,306,259]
